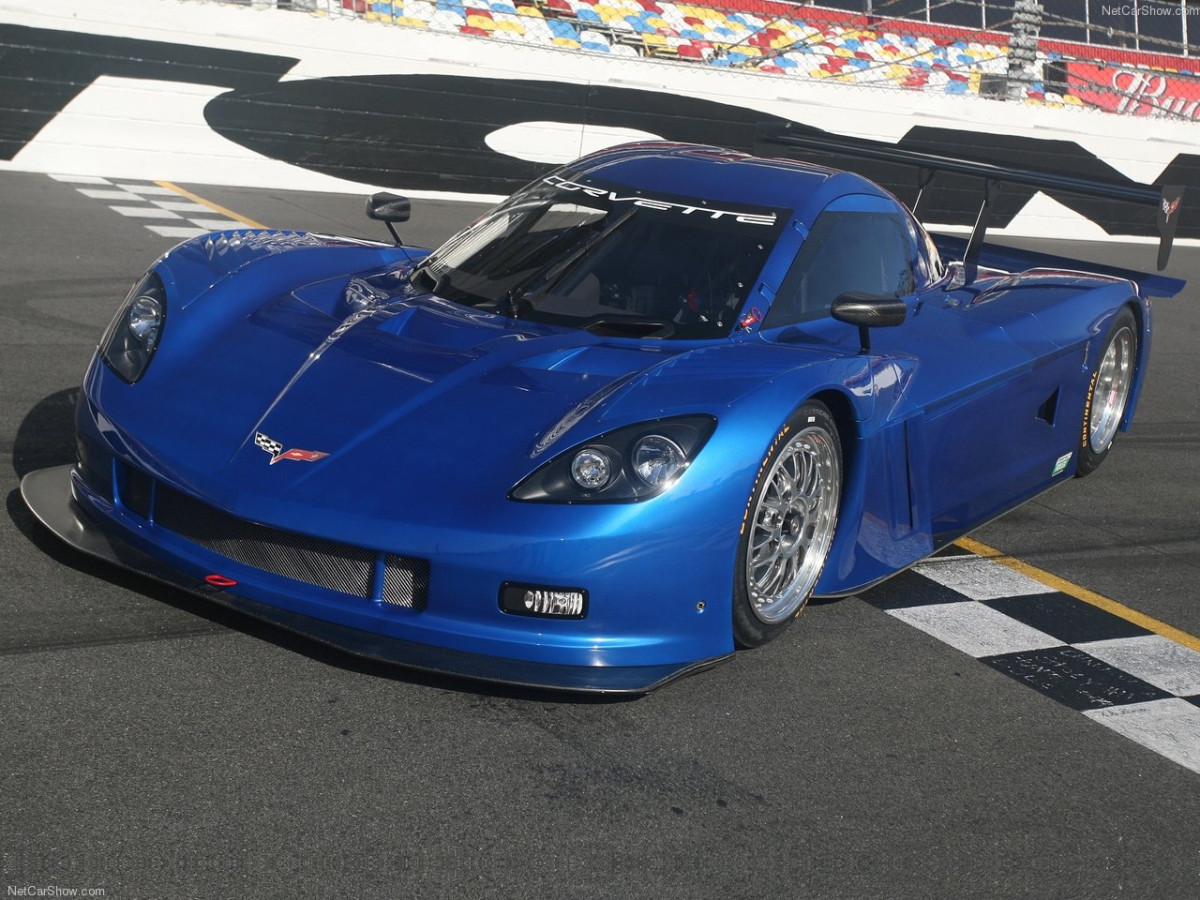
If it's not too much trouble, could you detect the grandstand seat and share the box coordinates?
[548,18,579,38]
[494,13,525,31]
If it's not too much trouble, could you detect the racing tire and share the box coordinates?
[734,401,842,649]
[1076,307,1138,478]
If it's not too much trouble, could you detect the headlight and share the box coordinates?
[632,435,686,487]
[100,270,166,383]
[569,448,613,491]
[510,415,716,503]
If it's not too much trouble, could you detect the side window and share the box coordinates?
[764,208,916,330]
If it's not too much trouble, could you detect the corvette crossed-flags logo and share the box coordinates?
[254,432,329,465]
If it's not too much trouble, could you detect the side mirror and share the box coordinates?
[366,192,411,245]
[830,292,907,354]
[367,192,411,222]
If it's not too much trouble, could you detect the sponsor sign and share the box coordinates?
[1066,60,1200,119]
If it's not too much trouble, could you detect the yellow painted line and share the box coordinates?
[956,536,1200,653]
[155,181,268,229]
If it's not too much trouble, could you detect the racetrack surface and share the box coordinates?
[3,171,1199,899]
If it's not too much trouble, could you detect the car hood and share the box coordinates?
[102,287,834,520]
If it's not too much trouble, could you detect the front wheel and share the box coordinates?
[1076,307,1138,477]
[733,402,842,649]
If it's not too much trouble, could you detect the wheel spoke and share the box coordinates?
[743,424,841,626]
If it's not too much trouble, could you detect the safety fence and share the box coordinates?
[270,0,1200,119]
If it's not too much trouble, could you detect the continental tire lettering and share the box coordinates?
[1082,369,1098,450]
[740,424,791,537]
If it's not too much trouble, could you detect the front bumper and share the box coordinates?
[20,465,729,693]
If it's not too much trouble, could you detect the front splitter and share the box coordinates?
[20,465,729,694]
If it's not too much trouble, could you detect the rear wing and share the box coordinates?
[933,234,1185,299]
[754,124,1184,278]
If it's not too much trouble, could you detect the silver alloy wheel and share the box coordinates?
[1089,326,1135,453]
[745,426,840,624]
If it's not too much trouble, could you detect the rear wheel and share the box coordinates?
[733,402,841,648]
[1076,308,1138,477]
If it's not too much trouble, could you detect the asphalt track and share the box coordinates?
[3,171,1199,899]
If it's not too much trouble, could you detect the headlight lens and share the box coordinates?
[100,270,167,384]
[570,448,613,491]
[632,435,686,487]
[511,415,716,503]
[127,294,163,344]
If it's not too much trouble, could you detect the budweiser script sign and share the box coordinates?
[1067,61,1200,119]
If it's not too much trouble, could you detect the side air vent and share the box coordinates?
[1036,388,1060,425]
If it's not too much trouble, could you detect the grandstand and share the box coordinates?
[275,0,1200,118]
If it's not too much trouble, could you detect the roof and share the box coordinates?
[563,142,895,225]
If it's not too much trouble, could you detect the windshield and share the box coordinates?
[413,173,787,339]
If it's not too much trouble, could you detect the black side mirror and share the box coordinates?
[830,292,907,354]
[367,192,411,244]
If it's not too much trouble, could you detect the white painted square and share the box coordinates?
[187,217,242,230]
[1075,635,1200,697]
[146,225,208,238]
[888,601,1063,658]
[1084,699,1200,775]
[151,200,211,213]
[115,184,176,195]
[77,188,141,201]
[49,174,110,184]
[110,205,182,220]
[912,555,1057,601]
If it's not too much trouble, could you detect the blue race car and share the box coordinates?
[21,139,1185,692]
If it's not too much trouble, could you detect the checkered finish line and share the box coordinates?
[861,545,1200,775]
[50,174,241,238]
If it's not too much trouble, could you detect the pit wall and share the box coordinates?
[1,0,1198,244]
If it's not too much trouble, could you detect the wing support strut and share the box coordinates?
[755,124,1183,275]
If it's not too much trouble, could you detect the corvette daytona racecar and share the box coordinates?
[21,137,1185,692]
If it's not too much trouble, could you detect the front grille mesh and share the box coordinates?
[137,479,428,609]
[383,555,431,609]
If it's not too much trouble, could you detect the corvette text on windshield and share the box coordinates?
[544,175,778,226]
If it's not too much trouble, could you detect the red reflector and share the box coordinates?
[204,574,238,588]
